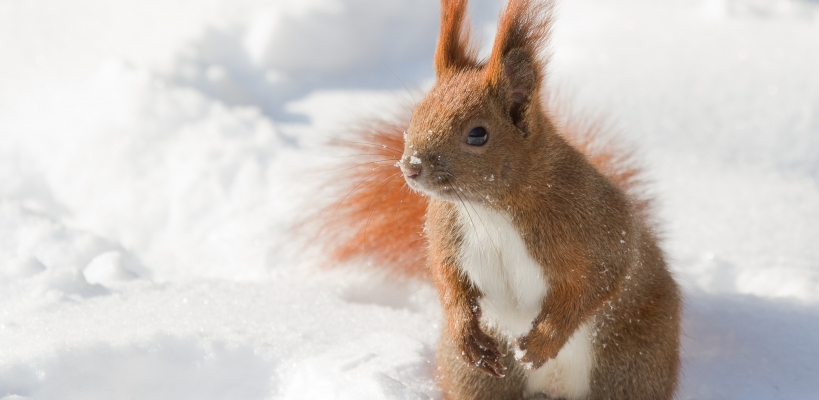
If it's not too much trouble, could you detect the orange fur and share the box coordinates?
[310,119,428,279]
[313,113,651,281]
[435,0,479,74]
[485,0,552,86]
[310,1,679,397]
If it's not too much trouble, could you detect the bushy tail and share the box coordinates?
[308,117,429,280]
[309,107,651,281]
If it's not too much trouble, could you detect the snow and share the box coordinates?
[1,0,818,398]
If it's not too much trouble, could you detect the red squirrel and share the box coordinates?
[313,0,681,398]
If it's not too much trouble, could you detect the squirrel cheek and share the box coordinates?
[460,141,490,154]
[501,159,512,179]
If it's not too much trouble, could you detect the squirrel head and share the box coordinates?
[400,0,553,205]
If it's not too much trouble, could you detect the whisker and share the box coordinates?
[332,137,404,155]
[362,172,403,237]
[330,168,398,217]
[394,181,412,217]
[382,62,418,106]
[309,160,400,177]
[451,185,503,266]
[448,173,503,263]
[328,153,402,160]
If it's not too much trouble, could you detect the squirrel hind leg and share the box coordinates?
[437,327,528,400]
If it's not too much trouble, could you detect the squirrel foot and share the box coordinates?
[458,323,507,377]
[516,331,566,370]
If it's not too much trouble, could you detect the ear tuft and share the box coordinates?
[485,0,553,126]
[434,0,478,76]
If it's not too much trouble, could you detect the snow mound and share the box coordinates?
[0,336,274,400]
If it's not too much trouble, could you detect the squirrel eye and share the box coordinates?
[467,127,488,146]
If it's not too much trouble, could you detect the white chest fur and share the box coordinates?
[455,203,549,337]
[455,203,594,400]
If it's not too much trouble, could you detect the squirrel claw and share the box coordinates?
[473,350,506,377]
[460,324,507,377]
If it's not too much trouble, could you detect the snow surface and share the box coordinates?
[1,0,818,398]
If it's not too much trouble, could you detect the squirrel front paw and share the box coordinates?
[516,330,565,369]
[458,323,507,377]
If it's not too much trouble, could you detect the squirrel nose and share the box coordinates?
[401,163,422,180]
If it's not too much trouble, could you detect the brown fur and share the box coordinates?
[435,0,479,74]
[310,0,680,398]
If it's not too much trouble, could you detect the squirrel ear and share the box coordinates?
[485,0,552,127]
[434,0,478,76]
[503,48,537,126]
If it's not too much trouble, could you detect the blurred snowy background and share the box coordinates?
[1,0,818,398]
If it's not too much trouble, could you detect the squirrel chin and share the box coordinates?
[407,179,502,206]
[405,180,459,202]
